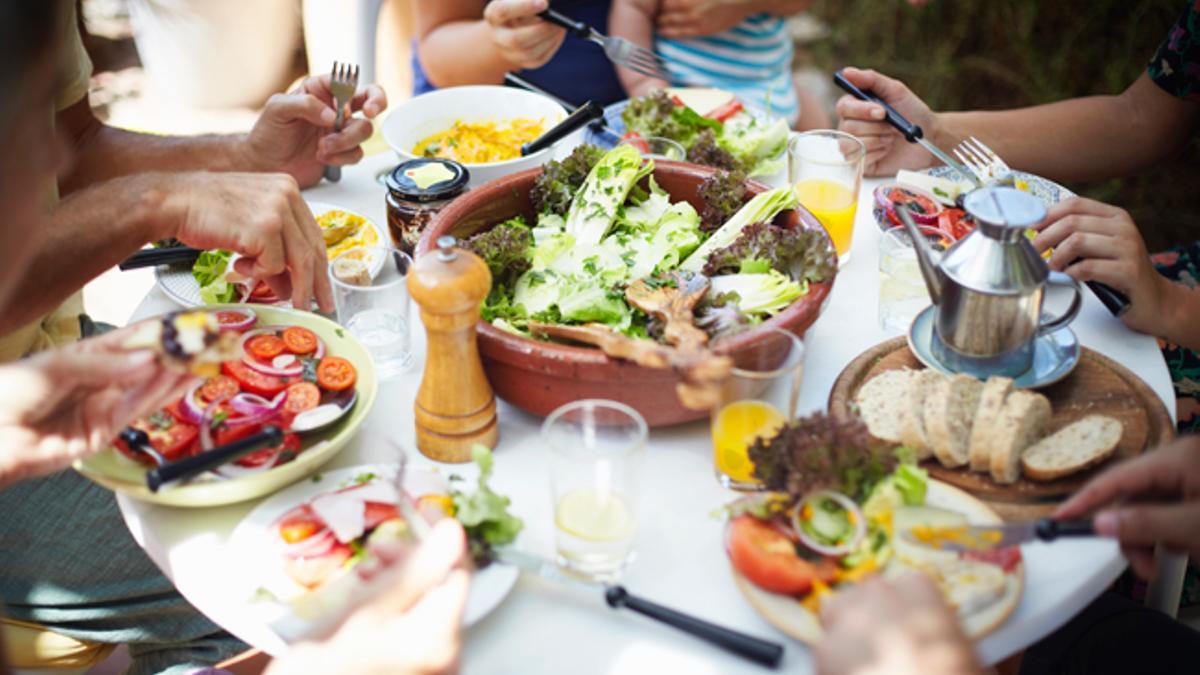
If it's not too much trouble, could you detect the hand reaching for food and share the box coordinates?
[267,519,471,675]
[483,0,567,73]
[835,67,940,177]
[1055,435,1200,581]
[816,572,983,675]
[245,73,388,189]
[0,330,198,489]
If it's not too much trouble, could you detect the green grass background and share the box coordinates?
[803,0,1199,252]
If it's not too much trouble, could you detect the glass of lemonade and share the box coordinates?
[789,130,866,264]
[711,328,805,490]
[543,399,647,580]
[878,225,951,335]
[329,245,413,379]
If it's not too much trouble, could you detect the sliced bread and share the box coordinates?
[968,377,1015,473]
[1021,415,1123,481]
[854,369,916,444]
[988,390,1052,484]
[924,374,985,468]
[899,369,946,459]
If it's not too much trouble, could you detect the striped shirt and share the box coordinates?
[656,13,797,125]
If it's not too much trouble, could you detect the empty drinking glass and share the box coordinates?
[330,245,413,379]
[878,225,951,335]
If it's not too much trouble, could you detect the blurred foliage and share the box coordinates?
[803,0,1200,251]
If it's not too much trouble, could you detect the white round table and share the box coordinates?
[116,153,1176,674]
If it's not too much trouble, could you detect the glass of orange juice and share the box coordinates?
[711,328,805,490]
[788,130,866,264]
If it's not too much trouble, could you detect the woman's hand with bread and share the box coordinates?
[1056,435,1200,580]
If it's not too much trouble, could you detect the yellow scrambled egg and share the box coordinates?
[413,118,547,164]
[318,210,379,261]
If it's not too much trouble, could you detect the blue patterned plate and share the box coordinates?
[925,166,1075,206]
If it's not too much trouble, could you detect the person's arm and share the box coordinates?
[609,0,668,96]
[56,73,387,193]
[416,0,565,88]
[837,68,1200,182]
[656,0,813,38]
[0,170,334,335]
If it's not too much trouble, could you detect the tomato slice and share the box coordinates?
[670,95,686,107]
[222,360,287,397]
[317,357,357,392]
[215,310,254,329]
[199,375,240,403]
[727,515,837,595]
[279,509,325,544]
[115,413,200,464]
[284,543,353,589]
[284,381,321,415]
[962,546,1022,573]
[250,280,279,303]
[706,99,744,122]
[364,502,401,531]
[247,334,286,361]
[620,131,651,154]
[282,327,319,355]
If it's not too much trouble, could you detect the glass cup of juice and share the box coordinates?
[788,130,866,264]
[543,399,648,581]
[711,328,805,490]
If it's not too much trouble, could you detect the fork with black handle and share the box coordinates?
[538,8,672,82]
[323,62,360,184]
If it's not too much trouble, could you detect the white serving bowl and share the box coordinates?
[383,85,568,187]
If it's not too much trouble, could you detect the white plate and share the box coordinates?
[227,463,519,644]
[156,202,386,308]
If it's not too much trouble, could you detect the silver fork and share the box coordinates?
[539,9,671,82]
[953,136,1016,187]
[323,61,359,184]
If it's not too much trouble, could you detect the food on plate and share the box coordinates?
[190,208,378,305]
[895,170,973,207]
[855,369,1123,485]
[872,182,944,229]
[462,144,835,345]
[1021,415,1122,481]
[123,311,240,377]
[726,412,1021,635]
[413,118,547,164]
[264,446,521,603]
[620,90,789,177]
[113,309,359,476]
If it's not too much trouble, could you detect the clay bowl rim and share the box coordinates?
[415,160,837,371]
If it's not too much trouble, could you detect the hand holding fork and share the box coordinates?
[323,62,360,184]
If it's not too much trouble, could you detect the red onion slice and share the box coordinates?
[177,383,207,425]
[213,448,282,478]
[215,307,257,332]
[791,490,866,557]
[279,528,337,559]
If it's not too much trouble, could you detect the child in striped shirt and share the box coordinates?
[609,0,805,126]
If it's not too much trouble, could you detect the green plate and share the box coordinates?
[74,305,378,508]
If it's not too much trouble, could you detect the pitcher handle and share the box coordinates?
[1038,271,1083,335]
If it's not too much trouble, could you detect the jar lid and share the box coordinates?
[963,186,1046,229]
[386,159,470,202]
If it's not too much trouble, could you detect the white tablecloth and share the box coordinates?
[116,153,1175,674]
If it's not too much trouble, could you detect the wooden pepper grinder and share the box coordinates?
[408,235,499,462]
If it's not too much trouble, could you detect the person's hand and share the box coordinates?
[657,0,810,38]
[158,171,334,312]
[817,572,982,675]
[835,67,940,176]
[1031,197,1168,336]
[483,0,566,73]
[0,332,197,489]
[244,73,388,189]
[1056,435,1200,581]
[268,519,471,675]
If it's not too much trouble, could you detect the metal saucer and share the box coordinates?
[906,306,1081,388]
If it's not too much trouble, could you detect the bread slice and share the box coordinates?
[899,370,946,459]
[854,369,916,444]
[924,374,985,468]
[988,391,1052,484]
[968,377,1015,473]
[1021,415,1123,481]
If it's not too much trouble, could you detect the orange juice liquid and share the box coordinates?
[712,400,786,486]
[795,179,857,257]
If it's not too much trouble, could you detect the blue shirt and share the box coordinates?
[412,0,626,107]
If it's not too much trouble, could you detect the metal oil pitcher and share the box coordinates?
[899,186,1082,378]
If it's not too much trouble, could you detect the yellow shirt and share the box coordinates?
[0,2,92,362]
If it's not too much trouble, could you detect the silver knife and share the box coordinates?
[901,517,1095,553]
[493,548,785,668]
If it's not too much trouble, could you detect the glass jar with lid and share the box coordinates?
[385,158,469,257]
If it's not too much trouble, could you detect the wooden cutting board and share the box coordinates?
[828,337,1174,519]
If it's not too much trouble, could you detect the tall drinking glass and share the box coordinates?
[330,245,413,379]
[789,130,866,264]
[711,328,805,490]
[543,399,647,580]
[878,225,950,335]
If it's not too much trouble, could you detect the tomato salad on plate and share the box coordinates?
[114,308,359,477]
